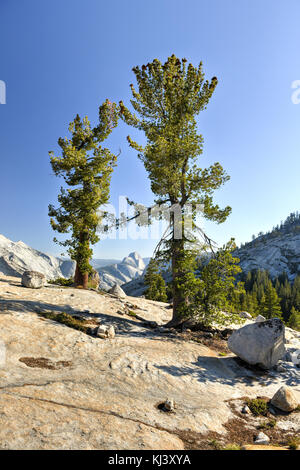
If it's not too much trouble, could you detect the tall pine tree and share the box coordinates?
[119,55,231,325]
[49,100,119,288]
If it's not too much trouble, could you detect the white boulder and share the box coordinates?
[21,271,46,289]
[108,284,127,298]
[228,318,286,369]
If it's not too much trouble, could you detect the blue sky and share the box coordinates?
[0,0,300,259]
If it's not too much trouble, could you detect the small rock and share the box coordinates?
[107,325,115,339]
[96,325,108,338]
[22,271,46,289]
[108,284,127,298]
[96,324,115,339]
[240,311,252,320]
[241,405,251,414]
[271,386,299,412]
[164,399,175,411]
[254,432,270,445]
[255,315,266,322]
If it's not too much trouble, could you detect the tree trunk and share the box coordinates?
[169,239,186,325]
[166,209,187,327]
[74,263,89,289]
[74,230,90,289]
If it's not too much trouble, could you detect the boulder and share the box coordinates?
[228,318,286,369]
[271,386,299,412]
[21,271,46,289]
[108,284,126,298]
[240,311,252,320]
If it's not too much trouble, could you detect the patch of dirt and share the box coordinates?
[19,357,72,370]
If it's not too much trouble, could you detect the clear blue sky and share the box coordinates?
[1,0,300,259]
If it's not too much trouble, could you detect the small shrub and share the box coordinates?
[287,437,299,450]
[209,439,222,450]
[247,398,268,416]
[258,419,276,430]
[39,311,88,333]
[222,444,241,450]
[127,310,137,317]
[48,278,74,287]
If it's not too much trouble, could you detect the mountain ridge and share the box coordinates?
[0,234,75,279]
[235,212,300,281]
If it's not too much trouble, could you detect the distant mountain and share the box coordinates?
[91,259,121,269]
[0,233,152,289]
[235,212,300,281]
[0,234,75,279]
[97,252,149,290]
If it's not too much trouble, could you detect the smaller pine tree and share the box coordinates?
[287,307,300,331]
[144,259,168,302]
[190,239,243,327]
[260,282,283,319]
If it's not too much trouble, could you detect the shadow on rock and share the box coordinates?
[155,355,280,387]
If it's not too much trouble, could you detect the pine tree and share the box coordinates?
[287,307,300,331]
[190,239,243,327]
[48,100,119,288]
[260,281,283,319]
[144,259,168,302]
[119,55,231,325]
